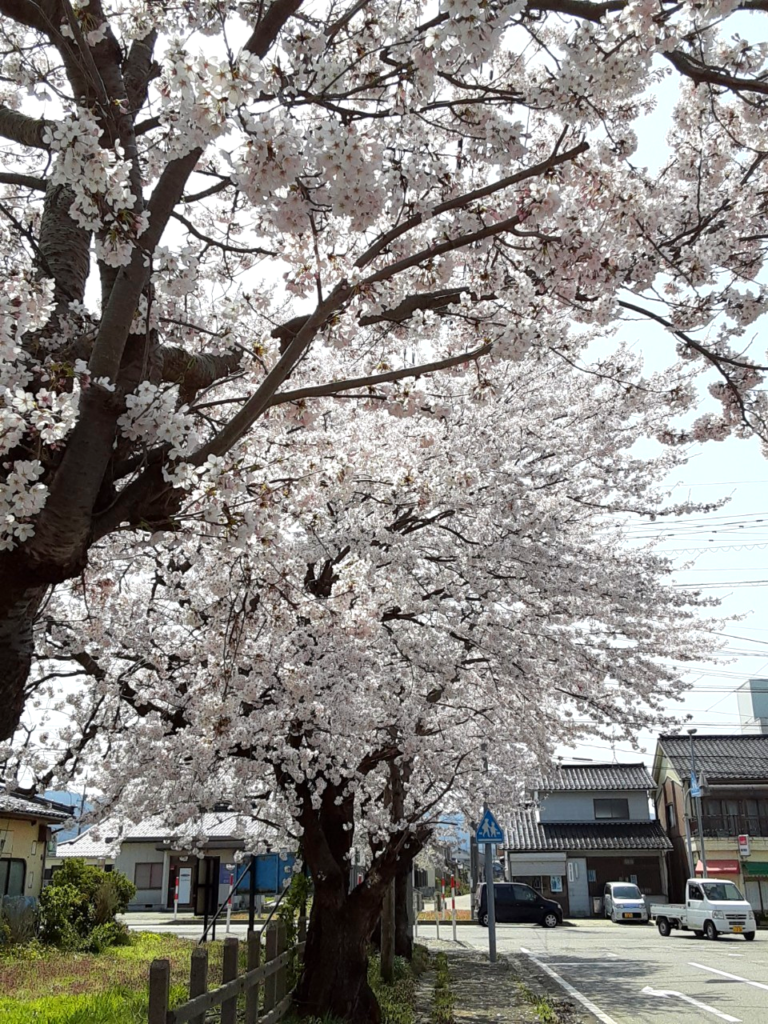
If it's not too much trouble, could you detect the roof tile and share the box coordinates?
[506,811,672,852]
[538,763,655,791]
[659,734,768,783]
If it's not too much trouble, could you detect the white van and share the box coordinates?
[603,881,649,923]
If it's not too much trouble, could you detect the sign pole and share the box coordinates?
[173,876,179,922]
[484,840,497,963]
[435,888,440,940]
[451,874,457,943]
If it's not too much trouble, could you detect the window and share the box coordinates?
[0,858,26,896]
[135,862,163,889]
[594,798,629,820]
[688,884,703,900]
[512,884,538,902]
[666,802,677,830]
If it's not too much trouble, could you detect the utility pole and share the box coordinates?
[688,729,708,878]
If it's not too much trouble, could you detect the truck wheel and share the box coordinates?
[657,918,671,937]
[704,921,718,941]
[744,932,755,942]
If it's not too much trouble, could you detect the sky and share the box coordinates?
[557,38,768,770]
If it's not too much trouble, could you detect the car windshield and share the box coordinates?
[612,885,642,899]
[700,881,744,902]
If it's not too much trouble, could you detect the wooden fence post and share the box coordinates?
[189,946,209,1024]
[220,935,240,1024]
[263,921,278,1013]
[148,958,170,1024]
[245,928,261,1024]
[275,919,287,1005]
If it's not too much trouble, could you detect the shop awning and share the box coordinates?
[506,855,567,875]
[695,859,740,874]
[744,861,768,877]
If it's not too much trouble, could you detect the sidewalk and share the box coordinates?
[417,940,588,1023]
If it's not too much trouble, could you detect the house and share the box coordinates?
[51,810,280,913]
[504,763,672,918]
[0,789,71,900]
[653,733,768,912]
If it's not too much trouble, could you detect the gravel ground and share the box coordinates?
[416,938,592,1024]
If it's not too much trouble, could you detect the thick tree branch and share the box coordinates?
[0,171,46,190]
[244,0,304,57]
[0,105,51,149]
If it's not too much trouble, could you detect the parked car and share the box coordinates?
[603,882,649,923]
[475,882,562,928]
[650,878,756,941]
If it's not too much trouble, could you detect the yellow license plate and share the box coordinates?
[732,926,743,933]
[623,913,634,918]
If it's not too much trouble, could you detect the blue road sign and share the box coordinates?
[476,807,504,844]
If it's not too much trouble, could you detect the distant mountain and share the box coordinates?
[44,790,92,843]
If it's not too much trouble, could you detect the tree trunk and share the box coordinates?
[293,878,381,1024]
[380,880,395,983]
[0,581,47,740]
[394,869,414,960]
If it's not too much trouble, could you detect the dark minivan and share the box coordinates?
[475,882,562,928]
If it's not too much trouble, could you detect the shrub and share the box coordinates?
[39,860,136,950]
[0,897,38,945]
[39,883,86,948]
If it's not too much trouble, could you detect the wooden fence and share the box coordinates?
[148,918,306,1024]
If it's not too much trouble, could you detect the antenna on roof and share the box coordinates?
[610,729,619,764]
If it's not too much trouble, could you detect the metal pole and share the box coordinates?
[248,855,256,933]
[689,730,708,878]
[484,840,497,963]
[451,873,457,943]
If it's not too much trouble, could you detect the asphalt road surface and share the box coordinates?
[417,919,768,1024]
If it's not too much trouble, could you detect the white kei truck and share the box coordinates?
[650,878,756,941]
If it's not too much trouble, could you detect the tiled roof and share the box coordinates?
[56,812,264,858]
[0,789,71,823]
[659,734,768,784]
[506,811,672,852]
[537,763,655,792]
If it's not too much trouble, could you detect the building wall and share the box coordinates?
[115,842,167,908]
[539,791,650,823]
[0,815,52,899]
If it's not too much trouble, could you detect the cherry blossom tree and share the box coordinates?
[10,351,719,1020]
[1,0,768,741]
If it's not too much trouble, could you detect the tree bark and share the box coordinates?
[0,581,47,740]
[394,869,414,960]
[293,881,382,1024]
[380,880,395,983]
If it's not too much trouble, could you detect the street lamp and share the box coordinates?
[688,729,708,879]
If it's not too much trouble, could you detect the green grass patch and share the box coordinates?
[0,931,238,1023]
[430,951,454,1024]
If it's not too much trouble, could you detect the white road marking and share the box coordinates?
[689,962,768,992]
[605,952,620,959]
[641,985,741,1022]
[520,948,619,1024]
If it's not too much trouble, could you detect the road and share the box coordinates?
[417,919,768,1024]
[121,912,260,941]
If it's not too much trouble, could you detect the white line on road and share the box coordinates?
[520,948,619,1024]
[689,962,768,992]
[641,985,741,1022]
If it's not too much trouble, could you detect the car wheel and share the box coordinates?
[542,912,559,929]
[481,913,489,927]
[704,920,718,941]
[744,931,756,942]
[657,918,671,937]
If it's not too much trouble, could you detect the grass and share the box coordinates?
[0,932,237,1024]
[517,982,561,1023]
[430,951,454,1024]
